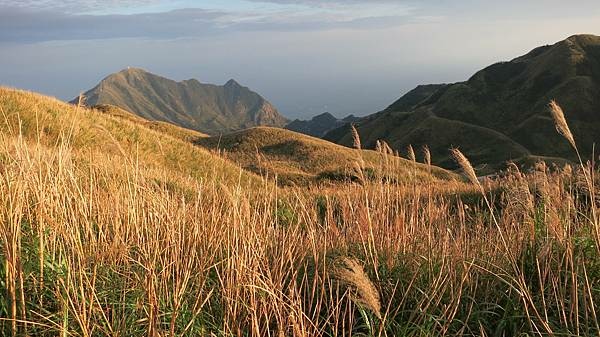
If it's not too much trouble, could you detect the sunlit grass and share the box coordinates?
[0,88,598,336]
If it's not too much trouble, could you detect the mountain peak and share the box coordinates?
[225,79,241,88]
[565,34,600,46]
[119,67,149,75]
[312,112,337,123]
[77,70,288,134]
[286,112,354,138]
[105,67,157,83]
[342,114,360,122]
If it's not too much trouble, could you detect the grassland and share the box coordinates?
[92,104,209,142]
[196,127,456,185]
[0,88,599,336]
[0,87,260,188]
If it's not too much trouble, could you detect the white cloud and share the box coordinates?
[0,1,425,43]
[0,0,162,13]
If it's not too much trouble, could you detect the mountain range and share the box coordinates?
[76,68,288,135]
[71,34,600,174]
[324,34,600,172]
[285,112,360,137]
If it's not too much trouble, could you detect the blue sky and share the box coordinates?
[1,0,600,118]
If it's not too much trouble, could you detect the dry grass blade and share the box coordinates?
[548,99,597,233]
[332,257,382,319]
[549,100,576,150]
[351,124,361,150]
[422,145,431,167]
[76,92,86,109]
[451,148,479,186]
[407,145,416,162]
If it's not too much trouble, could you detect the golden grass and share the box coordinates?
[422,145,431,167]
[92,104,209,142]
[451,148,479,186]
[197,127,457,186]
[351,124,361,150]
[406,145,415,163]
[0,88,599,337]
[332,257,382,319]
[549,100,576,150]
[0,87,260,187]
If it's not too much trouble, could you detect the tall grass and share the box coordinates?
[0,96,599,336]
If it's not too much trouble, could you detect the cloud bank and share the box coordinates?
[0,0,424,43]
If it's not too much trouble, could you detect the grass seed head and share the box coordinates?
[422,145,431,167]
[451,148,479,186]
[351,124,362,150]
[407,144,416,162]
[549,100,576,150]
[333,257,382,319]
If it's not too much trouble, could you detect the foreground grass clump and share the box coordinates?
[0,90,599,336]
[2,134,599,336]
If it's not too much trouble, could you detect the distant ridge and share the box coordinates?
[325,34,600,172]
[75,68,289,135]
[286,112,360,137]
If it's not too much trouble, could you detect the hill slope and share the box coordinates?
[325,34,600,172]
[196,127,457,185]
[92,104,209,143]
[76,68,288,135]
[1,87,261,187]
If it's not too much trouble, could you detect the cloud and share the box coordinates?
[0,0,162,13]
[0,3,424,43]
[0,7,230,43]
[248,0,406,6]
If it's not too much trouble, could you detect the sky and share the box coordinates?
[1,1,600,119]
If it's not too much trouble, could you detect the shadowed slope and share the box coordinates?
[325,34,600,173]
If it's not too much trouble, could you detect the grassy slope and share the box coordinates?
[89,104,457,185]
[196,126,457,185]
[92,104,209,142]
[0,87,261,187]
